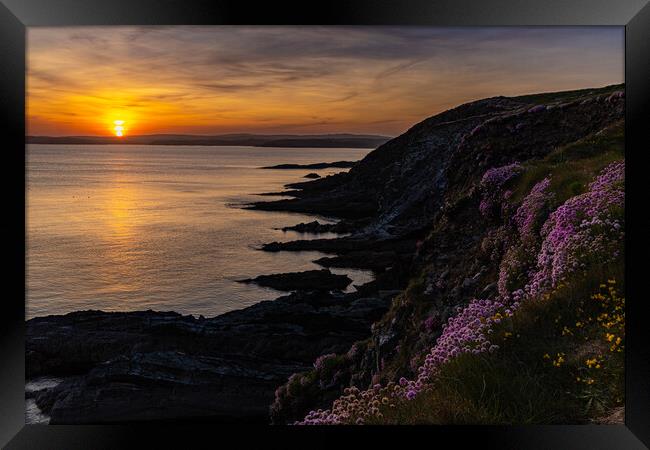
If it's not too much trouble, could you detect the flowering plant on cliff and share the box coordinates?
[526,161,624,298]
[297,160,624,426]
[513,177,554,240]
[298,297,512,424]
[479,163,523,218]
[498,177,554,297]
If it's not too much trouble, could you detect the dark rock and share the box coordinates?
[247,193,377,219]
[303,172,321,179]
[239,269,352,292]
[314,251,398,271]
[261,161,357,170]
[26,289,391,424]
[279,219,368,235]
[279,220,337,234]
[378,290,402,300]
[462,277,476,289]
[261,236,415,256]
[254,190,303,197]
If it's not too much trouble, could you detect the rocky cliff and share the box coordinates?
[265,84,625,424]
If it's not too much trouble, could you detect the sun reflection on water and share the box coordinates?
[26,144,374,319]
[93,174,151,301]
[104,184,138,237]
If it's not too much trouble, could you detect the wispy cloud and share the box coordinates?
[27,26,624,136]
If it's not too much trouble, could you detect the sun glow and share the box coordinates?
[113,120,125,137]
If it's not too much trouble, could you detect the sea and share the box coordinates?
[26,144,374,319]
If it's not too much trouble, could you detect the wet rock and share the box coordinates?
[304,172,321,179]
[279,220,340,234]
[239,269,352,292]
[261,161,356,170]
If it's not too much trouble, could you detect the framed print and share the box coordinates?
[1,0,649,448]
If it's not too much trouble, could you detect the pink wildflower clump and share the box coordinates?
[298,297,513,425]
[513,177,554,240]
[298,161,624,426]
[479,163,523,218]
[481,163,523,187]
[497,177,555,297]
[412,298,508,387]
[526,161,624,298]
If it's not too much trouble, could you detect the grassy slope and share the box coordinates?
[510,120,624,205]
[512,84,623,105]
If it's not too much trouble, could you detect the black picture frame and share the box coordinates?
[1,1,648,448]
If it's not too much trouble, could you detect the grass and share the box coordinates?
[512,84,623,105]
[367,263,625,425]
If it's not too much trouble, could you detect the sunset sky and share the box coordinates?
[27,26,624,137]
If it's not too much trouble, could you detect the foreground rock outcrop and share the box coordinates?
[26,290,392,423]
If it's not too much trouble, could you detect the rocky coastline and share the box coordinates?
[26,83,625,424]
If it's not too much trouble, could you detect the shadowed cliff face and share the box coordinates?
[26,84,625,424]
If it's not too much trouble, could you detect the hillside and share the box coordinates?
[266,84,625,424]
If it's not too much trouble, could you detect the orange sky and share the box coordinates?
[27,26,624,137]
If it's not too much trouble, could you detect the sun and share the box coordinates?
[113,120,125,137]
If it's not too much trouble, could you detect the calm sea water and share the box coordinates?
[26,144,373,319]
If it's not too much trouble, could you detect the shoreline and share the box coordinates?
[25,158,393,423]
[26,146,374,321]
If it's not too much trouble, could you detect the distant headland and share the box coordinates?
[27,133,392,148]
